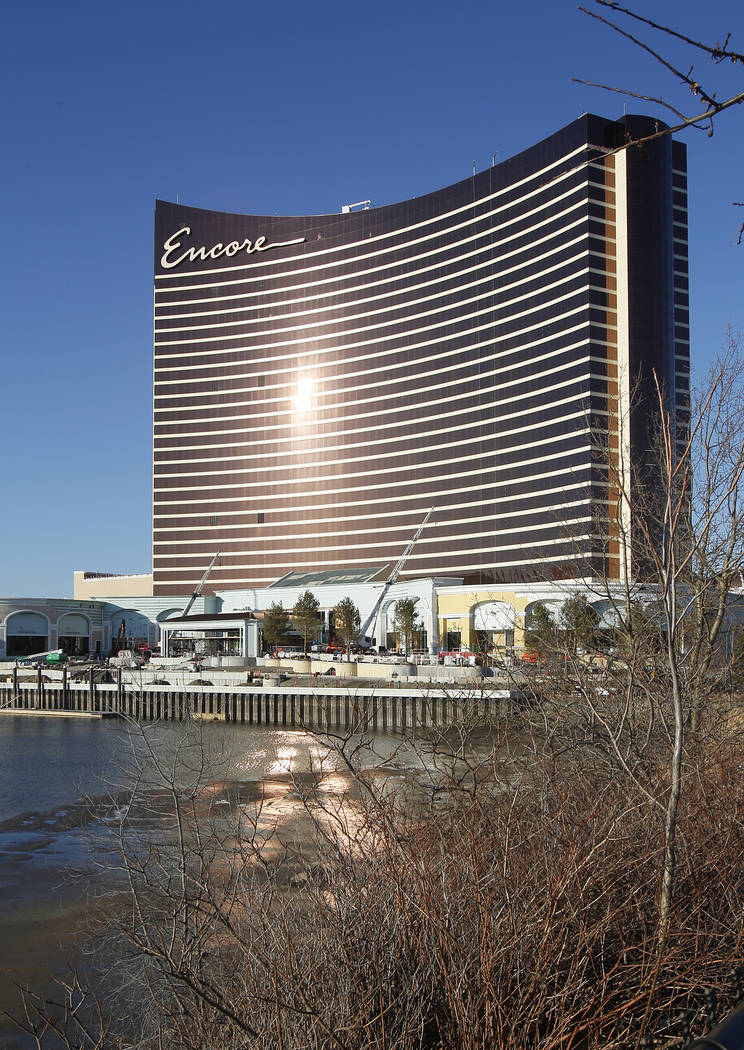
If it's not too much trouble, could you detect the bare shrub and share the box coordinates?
[9,712,744,1050]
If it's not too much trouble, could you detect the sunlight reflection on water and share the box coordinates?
[0,715,420,1049]
[267,746,298,774]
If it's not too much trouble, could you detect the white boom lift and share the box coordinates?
[16,648,66,664]
[356,507,435,647]
[180,551,221,618]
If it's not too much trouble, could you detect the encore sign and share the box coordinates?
[161,226,306,269]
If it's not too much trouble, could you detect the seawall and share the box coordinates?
[0,668,516,733]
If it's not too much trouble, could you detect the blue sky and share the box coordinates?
[1,0,741,597]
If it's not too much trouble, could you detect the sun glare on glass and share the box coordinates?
[294,378,314,413]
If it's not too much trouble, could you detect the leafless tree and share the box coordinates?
[514,334,744,986]
[575,0,744,240]
[6,697,744,1050]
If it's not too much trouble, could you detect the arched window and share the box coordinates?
[6,611,50,658]
[57,613,91,657]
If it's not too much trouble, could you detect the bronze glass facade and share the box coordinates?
[152,114,688,593]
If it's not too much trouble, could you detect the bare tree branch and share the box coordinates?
[576,1,743,232]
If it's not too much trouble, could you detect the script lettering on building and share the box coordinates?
[161,227,306,269]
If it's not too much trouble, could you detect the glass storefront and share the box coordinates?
[6,635,48,659]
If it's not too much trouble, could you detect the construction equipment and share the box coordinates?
[180,551,221,618]
[357,508,435,647]
[16,648,68,665]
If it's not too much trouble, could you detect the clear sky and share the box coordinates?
[1,0,741,598]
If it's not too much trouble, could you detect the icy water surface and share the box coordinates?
[0,714,419,1047]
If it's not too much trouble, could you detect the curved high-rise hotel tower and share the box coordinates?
[152,113,689,594]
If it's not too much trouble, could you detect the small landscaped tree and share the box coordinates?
[560,594,600,655]
[523,601,557,660]
[292,590,322,656]
[393,598,421,655]
[262,601,289,653]
[333,597,361,661]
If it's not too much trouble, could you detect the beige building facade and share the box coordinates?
[73,571,154,601]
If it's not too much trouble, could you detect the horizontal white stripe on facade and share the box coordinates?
[153,275,596,357]
[154,198,593,337]
[154,519,594,561]
[153,357,607,449]
[154,405,592,465]
[153,235,601,354]
[154,395,591,454]
[153,500,592,548]
[155,340,604,434]
[154,252,600,363]
[153,287,606,393]
[153,204,602,318]
[154,520,594,560]
[154,212,604,316]
[152,342,608,442]
[154,356,603,441]
[154,528,596,573]
[152,296,608,387]
[153,456,592,508]
[152,392,595,468]
[153,413,591,480]
[154,394,601,463]
[154,482,596,528]
[154,243,591,341]
[151,478,591,522]
[154,144,597,283]
[152,469,596,516]
[153,437,591,495]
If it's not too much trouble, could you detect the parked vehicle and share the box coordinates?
[437,650,483,666]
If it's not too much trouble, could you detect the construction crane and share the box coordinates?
[180,551,221,618]
[357,508,435,647]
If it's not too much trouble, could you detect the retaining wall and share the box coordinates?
[0,667,515,733]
